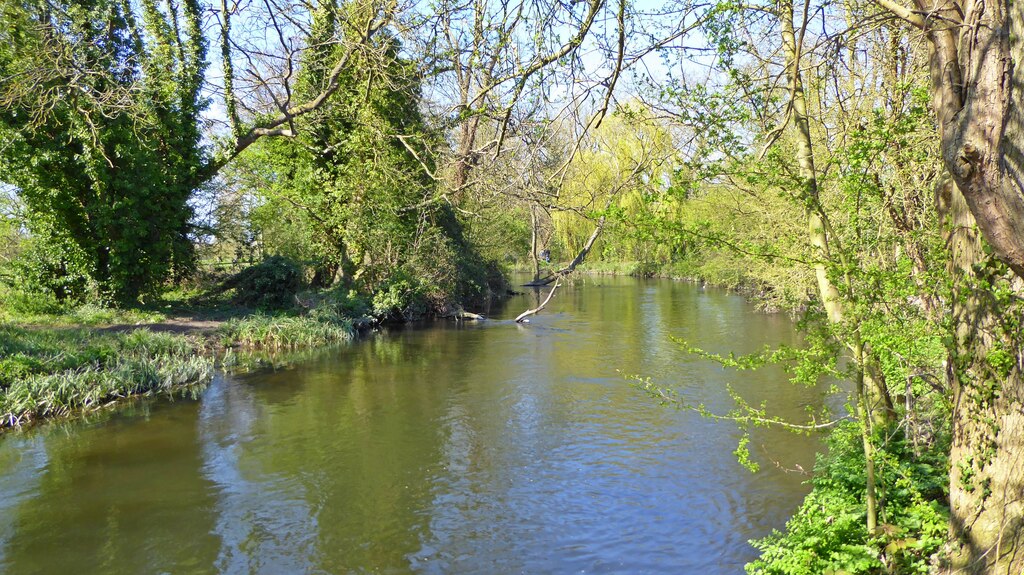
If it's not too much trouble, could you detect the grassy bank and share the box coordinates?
[0,308,358,429]
[0,326,213,427]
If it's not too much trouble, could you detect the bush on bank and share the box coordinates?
[747,422,949,575]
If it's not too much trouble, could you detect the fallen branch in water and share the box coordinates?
[515,279,560,323]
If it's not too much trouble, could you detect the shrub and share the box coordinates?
[220,255,304,310]
[0,287,65,317]
[3,232,93,304]
[314,289,372,322]
[371,269,429,320]
[746,422,949,575]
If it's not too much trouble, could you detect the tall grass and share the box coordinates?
[2,356,213,426]
[219,312,355,350]
[0,326,213,427]
[1,305,359,428]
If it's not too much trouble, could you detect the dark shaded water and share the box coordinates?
[0,277,829,574]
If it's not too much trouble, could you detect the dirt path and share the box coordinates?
[95,318,224,336]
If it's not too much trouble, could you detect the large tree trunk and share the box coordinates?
[873,0,1024,565]
[920,0,1024,279]
[938,177,1024,574]
[451,115,480,193]
[906,0,1024,570]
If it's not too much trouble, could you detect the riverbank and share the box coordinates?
[0,311,359,429]
[515,260,806,314]
[0,259,767,430]
[0,257,512,430]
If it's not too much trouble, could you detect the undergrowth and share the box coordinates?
[0,287,168,326]
[746,422,950,575]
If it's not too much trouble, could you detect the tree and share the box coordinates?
[872,0,1024,570]
[639,0,963,568]
[225,0,502,313]
[418,0,606,195]
[549,104,676,267]
[0,0,206,302]
[0,0,436,303]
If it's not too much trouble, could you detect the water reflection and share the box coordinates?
[0,402,222,573]
[0,277,829,574]
[0,433,47,568]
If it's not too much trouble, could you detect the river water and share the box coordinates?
[0,276,828,574]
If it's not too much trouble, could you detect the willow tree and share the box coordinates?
[550,105,676,267]
[0,0,206,302]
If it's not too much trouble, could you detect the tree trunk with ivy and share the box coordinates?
[905,0,1024,569]
[938,176,1024,574]
[874,0,1024,566]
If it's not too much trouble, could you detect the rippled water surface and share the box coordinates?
[0,276,829,574]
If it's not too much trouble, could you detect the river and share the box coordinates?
[0,276,828,574]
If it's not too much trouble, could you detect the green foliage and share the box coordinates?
[0,0,207,303]
[734,433,760,472]
[551,104,677,265]
[220,256,304,310]
[371,269,429,320]
[220,3,501,317]
[2,355,212,426]
[63,303,163,326]
[315,288,373,320]
[0,286,65,317]
[3,230,93,304]
[0,289,364,426]
[462,203,531,267]
[0,284,167,325]
[747,423,949,575]
[675,311,844,388]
